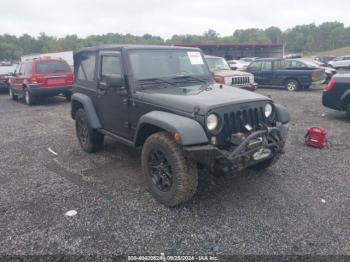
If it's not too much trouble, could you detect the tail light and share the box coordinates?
[30,75,37,84]
[325,76,336,93]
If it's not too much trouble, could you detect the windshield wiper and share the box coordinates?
[171,75,208,84]
[138,78,173,89]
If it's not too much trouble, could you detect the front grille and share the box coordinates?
[222,106,266,135]
[231,76,250,85]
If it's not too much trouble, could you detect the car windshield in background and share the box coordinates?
[35,61,70,73]
[128,50,210,83]
[206,57,231,71]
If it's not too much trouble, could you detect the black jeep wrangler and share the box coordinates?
[71,45,290,206]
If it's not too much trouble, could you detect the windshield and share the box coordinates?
[35,61,71,73]
[128,49,211,81]
[206,57,231,71]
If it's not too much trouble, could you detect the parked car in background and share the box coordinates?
[322,74,350,120]
[0,60,13,66]
[246,58,325,91]
[205,55,257,91]
[313,55,336,66]
[9,57,73,105]
[240,57,259,63]
[226,59,250,71]
[284,53,303,59]
[71,45,290,206]
[327,56,350,68]
[0,73,10,91]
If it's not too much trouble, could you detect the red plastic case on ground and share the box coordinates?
[305,126,328,149]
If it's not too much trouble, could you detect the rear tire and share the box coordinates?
[75,108,104,153]
[285,79,299,92]
[9,87,18,100]
[24,89,35,105]
[141,132,198,207]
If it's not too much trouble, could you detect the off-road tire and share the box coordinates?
[9,87,18,100]
[24,88,35,105]
[75,108,104,153]
[141,131,198,207]
[285,79,299,92]
[249,156,278,171]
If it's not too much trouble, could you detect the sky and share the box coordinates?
[1,0,350,39]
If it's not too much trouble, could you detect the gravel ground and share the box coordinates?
[0,84,349,257]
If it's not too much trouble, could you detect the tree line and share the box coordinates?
[0,22,349,60]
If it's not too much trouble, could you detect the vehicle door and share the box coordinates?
[272,60,288,85]
[246,61,263,84]
[260,60,273,85]
[95,51,130,138]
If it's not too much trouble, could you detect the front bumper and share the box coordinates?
[184,123,288,171]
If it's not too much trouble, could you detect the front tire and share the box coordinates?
[285,79,299,92]
[75,108,104,153]
[346,103,350,120]
[141,132,198,207]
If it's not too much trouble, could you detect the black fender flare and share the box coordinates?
[340,89,350,106]
[135,111,208,146]
[274,103,290,124]
[71,93,102,129]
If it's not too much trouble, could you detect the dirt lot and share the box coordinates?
[0,84,349,256]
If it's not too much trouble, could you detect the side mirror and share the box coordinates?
[104,74,124,89]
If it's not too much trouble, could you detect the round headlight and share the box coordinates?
[264,103,273,118]
[206,114,219,131]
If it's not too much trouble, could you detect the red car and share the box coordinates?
[205,55,257,91]
[9,58,73,105]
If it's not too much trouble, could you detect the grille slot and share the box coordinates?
[231,76,250,85]
[223,107,265,135]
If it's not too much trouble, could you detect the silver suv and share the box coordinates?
[327,56,350,68]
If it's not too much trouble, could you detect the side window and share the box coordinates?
[101,56,121,79]
[274,60,287,69]
[248,61,262,72]
[76,54,96,82]
[23,63,32,74]
[262,61,272,71]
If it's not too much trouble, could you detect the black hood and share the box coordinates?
[136,83,270,115]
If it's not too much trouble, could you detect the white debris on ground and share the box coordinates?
[65,210,77,217]
[321,199,326,204]
[48,147,58,156]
